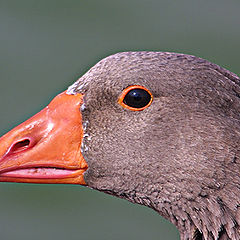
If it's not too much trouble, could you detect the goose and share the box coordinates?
[0,52,239,240]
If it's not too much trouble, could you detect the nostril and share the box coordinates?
[10,139,31,154]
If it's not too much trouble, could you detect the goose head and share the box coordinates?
[0,52,240,240]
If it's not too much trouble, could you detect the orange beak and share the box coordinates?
[0,91,88,185]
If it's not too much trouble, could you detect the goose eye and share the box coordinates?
[118,85,153,111]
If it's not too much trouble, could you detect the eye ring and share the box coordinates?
[118,85,153,111]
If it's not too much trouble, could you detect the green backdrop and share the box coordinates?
[0,1,239,239]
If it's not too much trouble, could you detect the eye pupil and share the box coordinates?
[123,88,151,108]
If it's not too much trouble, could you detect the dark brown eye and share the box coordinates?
[118,85,153,111]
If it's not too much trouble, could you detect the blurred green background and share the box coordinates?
[0,1,239,240]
